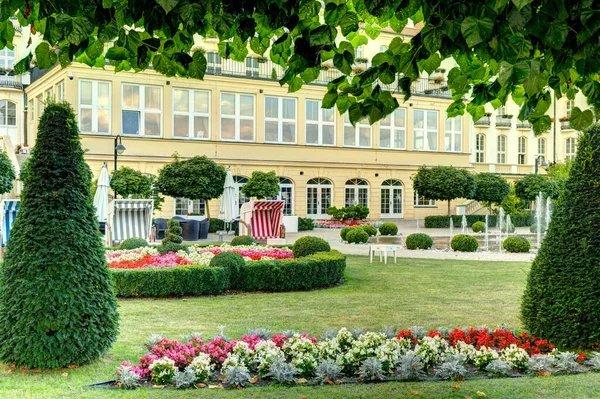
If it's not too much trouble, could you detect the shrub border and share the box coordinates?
[424,214,532,228]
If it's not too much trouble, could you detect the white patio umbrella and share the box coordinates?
[93,162,110,224]
[218,168,238,232]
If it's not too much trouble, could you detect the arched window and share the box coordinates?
[381,180,403,218]
[497,135,506,164]
[475,134,485,163]
[566,138,576,161]
[345,178,369,207]
[306,178,332,219]
[537,138,547,163]
[518,136,527,165]
[278,177,294,215]
[233,175,249,210]
[0,100,16,126]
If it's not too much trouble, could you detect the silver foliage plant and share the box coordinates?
[116,368,141,389]
[554,352,581,373]
[267,360,299,384]
[315,360,342,384]
[408,326,428,340]
[435,355,468,380]
[180,332,203,343]
[173,367,197,389]
[282,330,297,338]
[320,329,338,340]
[380,326,396,339]
[144,334,164,350]
[247,328,272,340]
[351,328,365,339]
[527,354,554,374]
[486,360,513,378]
[395,351,426,381]
[224,365,252,387]
[587,352,600,371]
[358,357,386,381]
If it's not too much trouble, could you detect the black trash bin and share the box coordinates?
[198,218,210,240]
[181,219,199,241]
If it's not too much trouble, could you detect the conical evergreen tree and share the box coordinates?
[0,103,118,368]
[522,124,600,349]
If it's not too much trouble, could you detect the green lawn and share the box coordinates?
[1,256,597,399]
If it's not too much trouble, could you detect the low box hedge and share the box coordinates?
[111,266,229,297]
[424,214,532,228]
[239,250,346,292]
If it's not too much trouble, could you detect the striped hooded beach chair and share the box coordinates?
[240,200,285,240]
[0,199,19,247]
[105,199,154,246]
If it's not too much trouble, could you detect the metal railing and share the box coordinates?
[560,120,572,130]
[496,116,512,128]
[0,74,23,89]
[204,52,452,98]
[474,116,491,126]
[517,121,532,129]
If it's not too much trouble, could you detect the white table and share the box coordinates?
[369,244,400,264]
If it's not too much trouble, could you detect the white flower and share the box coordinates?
[499,344,529,370]
[474,346,500,369]
[189,352,213,382]
[415,336,448,365]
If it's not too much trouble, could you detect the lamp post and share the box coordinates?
[114,135,126,171]
[534,155,548,175]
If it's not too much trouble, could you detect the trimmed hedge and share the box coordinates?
[346,228,369,244]
[231,236,256,246]
[405,233,433,250]
[111,266,229,297]
[503,236,531,253]
[340,226,355,241]
[298,217,314,231]
[472,221,486,233]
[450,234,479,252]
[361,225,377,237]
[293,236,331,258]
[379,222,398,236]
[239,251,346,292]
[424,214,532,228]
[120,238,149,250]
[210,252,245,288]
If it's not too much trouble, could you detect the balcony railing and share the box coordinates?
[0,74,23,89]
[561,120,572,130]
[474,116,491,126]
[496,116,512,128]
[204,52,452,98]
[516,121,532,129]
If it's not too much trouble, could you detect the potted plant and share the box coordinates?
[559,116,570,122]
[355,57,369,63]
[501,114,513,119]
[433,76,445,84]
[256,55,267,64]
[352,65,366,73]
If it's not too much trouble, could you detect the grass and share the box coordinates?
[0,256,597,398]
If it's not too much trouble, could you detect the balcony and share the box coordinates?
[496,115,512,128]
[561,119,572,130]
[474,115,491,126]
[204,52,452,99]
[516,121,532,129]
[0,74,23,89]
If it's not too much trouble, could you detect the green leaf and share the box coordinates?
[188,51,206,79]
[310,25,336,46]
[570,107,594,131]
[86,40,105,60]
[421,25,443,53]
[288,76,303,93]
[340,12,358,36]
[460,17,494,47]
[35,42,58,69]
[418,53,441,75]
[106,46,129,61]
[543,22,569,50]
[322,90,338,108]
[511,0,534,10]
[336,94,355,114]
[14,53,32,74]
[67,17,94,45]
[156,0,179,14]
[364,24,381,40]
[466,103,486,122]
[333,51,353,75]
[497,61,528,86]
[522,61,548,97]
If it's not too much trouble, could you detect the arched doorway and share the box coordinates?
[233,175,249,210]
[380,179,403,218]
[344,178,369,207]
[306,178,332,219]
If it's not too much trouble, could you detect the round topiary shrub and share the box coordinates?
[346,228,369,244]
[529,224,546,233]
[472,221,486,233]
[450,234,479,252]
[503,236,531,253]
[120,238,149,250]
[0,103,118,369]
[361,225,377,237]
[230,235,256,246]
[340,226,356,242]
[210,252,245,288]
[379,222,398,236]
[501,223,516,233]
[163,219,183,245]
[292,236,331,258]
[405,233,433,250]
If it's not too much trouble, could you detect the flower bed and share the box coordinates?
[111,326,596,390]
[314,219,372,229]
[107,244,294,269]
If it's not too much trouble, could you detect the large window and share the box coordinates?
[413,109,438,151]
[414,191,436,207]
[221,93,255,141]
[305,100,335,146]
[566,100,574,118]
[497,135,507,164]
[245,57,259,77]
[234,176,250,210]
[122,84,162,136]
[444,116,462,152]
[475,134,485,163]
[57,81,65,102]
[0,100,16,127]
[518,136,526,165]
[343,114,371,147]
[381,180,403,218]
[29,99,34,122]
[207,52,222,74]
[267,177,294,215]
[306,178,332,219]
[344,178,369,207]
[0,47,14,70]
[80,80,111,134]
[173,88,210,139]
[537,138,547,162]
[380,108,406,149]
[36,94,43,121]
[566,137,576,161]
[174,198,206,216]
[265,96,296,143]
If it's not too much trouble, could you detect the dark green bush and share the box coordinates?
[163,219,183,244]
[292,236,331,258]
[378,222,398,236]
[346,228,369,244]
[405,233,433,250]
[450,234,479,252]
[327,205,370,220]
[209,218,225,233]
[209,252,245,289]
[298,217,314,231]
[522,124,600,349]
[120,238,149,250]
[424,215,532,228]
[472,221,486,233]
[503,236,530,253]
[231,236,256,246]
[0,103,118,369]
[157,242,187,255]
[361,225,377,237]
[111,266,229,297]
[340,226,356,242]
[501,223,516,234]
[529,224,547,233]
[239,251,346,292]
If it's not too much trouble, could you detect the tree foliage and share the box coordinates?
[514,174,558,202]
[522,124,600,349]
[411,166,475,215]
[472,173,510,208]
[156,155,226,202]
[0,150,15,194]
[240,171,280,199]
[6,1,600,131]
[110,166,152,198]
[0,103,118,369]
[546,160,573,196]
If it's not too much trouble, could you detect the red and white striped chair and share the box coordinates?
[239,200,285,240]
